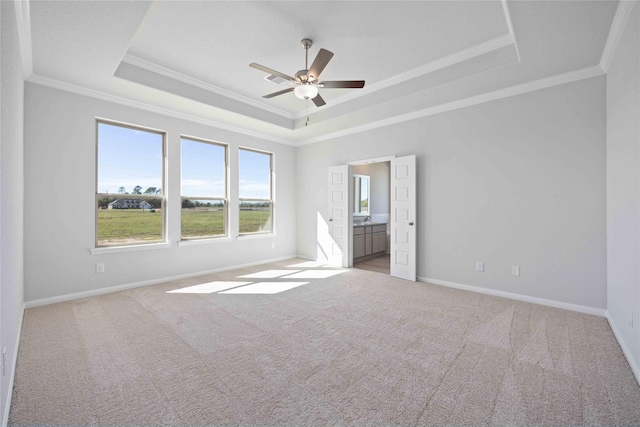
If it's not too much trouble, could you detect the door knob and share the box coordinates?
[329,219,333,222]
[409,222,414,226]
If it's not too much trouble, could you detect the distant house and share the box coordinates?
[108,199,153,210]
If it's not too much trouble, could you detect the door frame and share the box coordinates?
[339,154,417,281]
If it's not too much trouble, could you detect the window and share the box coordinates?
[96,120,165,247]
[239,148,273,234]
[181,137,228,239]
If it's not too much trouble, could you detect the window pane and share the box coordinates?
[181,139,225,197]
[181,199,226,238]
[239,149,271,199]
[239,149,273,234]
[97,123,163,195]
[181,138,227,239]
[239,201,272,233]
[97,204,163,244]
[96,122,164,247]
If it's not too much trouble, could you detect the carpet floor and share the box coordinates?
[9,258,640,426]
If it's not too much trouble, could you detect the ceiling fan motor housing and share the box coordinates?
[295,69,314,83]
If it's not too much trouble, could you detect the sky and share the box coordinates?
[97,122,271,200]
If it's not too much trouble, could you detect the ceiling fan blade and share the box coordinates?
[312,93,326,107]
[263,87,295,99]
[249,63,295,82]
[306,49,334,82]
[320,80,365,89]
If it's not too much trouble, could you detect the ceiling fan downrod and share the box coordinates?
[301,38,313,78]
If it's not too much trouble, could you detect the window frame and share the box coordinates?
[238,147,274,236]
[95,119,167,248]
[180,135,229,241]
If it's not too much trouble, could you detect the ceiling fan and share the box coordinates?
[249,39,365,107]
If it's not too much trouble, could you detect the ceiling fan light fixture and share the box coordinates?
[294,84,318,100]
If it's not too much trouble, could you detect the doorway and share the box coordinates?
[351,160,391,275]
[329,154,416,281]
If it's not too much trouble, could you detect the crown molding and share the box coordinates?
[600,0,637,72]
[27,74,295,146]
[124,34,516,124]
[25,64,604,149]
[121,54,295,120]
[501,0,521,62]
[14,0,33,79]
[297,65,605,146]
[293,33,517,121]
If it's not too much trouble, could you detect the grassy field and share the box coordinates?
[97,209,271,245]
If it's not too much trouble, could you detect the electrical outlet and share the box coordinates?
[96,263,105,274]
[271,242,276,249]
[512,266,520,276]
[476,261,484,272]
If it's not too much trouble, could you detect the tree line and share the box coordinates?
[98,186,270,210]
[118,186,161,195]
[98,186,162,209]
[182,200,224,209]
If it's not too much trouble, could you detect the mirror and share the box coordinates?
[353,174,370,215]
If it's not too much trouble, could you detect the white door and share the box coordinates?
[390,155,416,281]
[327,165,352,267]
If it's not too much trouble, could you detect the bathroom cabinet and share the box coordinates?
[353,223,387,260]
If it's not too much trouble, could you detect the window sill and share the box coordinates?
[237,232,276,240]
[90,242,171,255]
[178,237,232,247]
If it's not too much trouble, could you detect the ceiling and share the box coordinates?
[23,1,619,145]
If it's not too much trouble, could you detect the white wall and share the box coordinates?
[0,1,25,423]
[297,76,606,310]
[606,3,640,381]
[23,83,297,303]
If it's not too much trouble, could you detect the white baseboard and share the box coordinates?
[605,311,640,387]
[25,255,298,308]
[418,276,607,317]
[3,303,25,427]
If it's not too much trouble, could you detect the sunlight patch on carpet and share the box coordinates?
[282,270,348,279]
[287,261,330,268]
[220,282,309,294]
[167,281,252,294]
[238,270,301,278]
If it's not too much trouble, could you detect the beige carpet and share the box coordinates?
[9,258,640,426]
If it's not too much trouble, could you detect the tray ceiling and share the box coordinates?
[25,1,619,144]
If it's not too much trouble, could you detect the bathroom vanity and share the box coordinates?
[353,223,387,260]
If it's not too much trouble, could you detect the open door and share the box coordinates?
[390,155,416,281]
[327,165,352,267]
